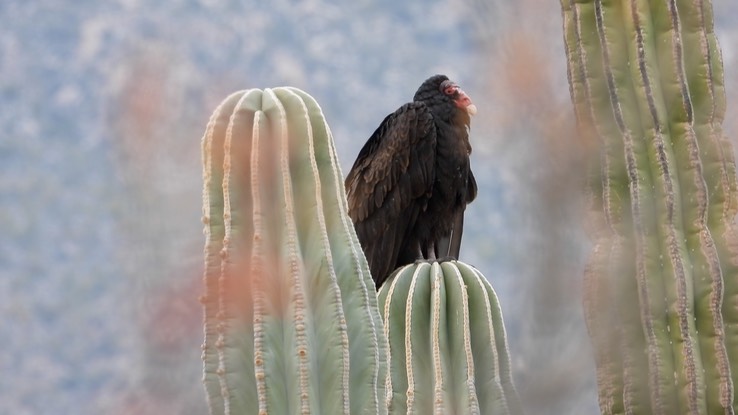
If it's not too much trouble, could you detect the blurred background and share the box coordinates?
[2,1,737,414]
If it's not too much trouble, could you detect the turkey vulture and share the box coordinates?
[345,74,478,289]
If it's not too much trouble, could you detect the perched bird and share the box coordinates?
[345,74,478,289]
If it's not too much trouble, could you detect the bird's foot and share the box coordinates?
[436,256,458,263]
[413,256,458,265]
[414,258,431,265]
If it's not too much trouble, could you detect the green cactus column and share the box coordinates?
[561,0,738,413]
[200,87,387,415]
[377,261,522,415]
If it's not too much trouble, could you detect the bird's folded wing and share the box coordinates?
[345,102,436,225]
[345,102,437,283]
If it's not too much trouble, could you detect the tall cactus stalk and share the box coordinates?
[561,0,738,413]
[377,261,522,415]
[200,87,387,415]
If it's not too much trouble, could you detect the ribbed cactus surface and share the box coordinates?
[561,0,738,413]
[377,261,521,415]
[200,87,387,415]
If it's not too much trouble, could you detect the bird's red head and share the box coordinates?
[440,79,477,116]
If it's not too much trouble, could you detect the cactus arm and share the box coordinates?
[562,0,738,412]
[201,87,388,415]
[377,261,521,414]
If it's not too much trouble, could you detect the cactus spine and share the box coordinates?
[377,261,521,415]
[201,87,387,415]
[561,0,738,413]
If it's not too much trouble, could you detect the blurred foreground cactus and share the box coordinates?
[562,0,738,413]
[378,261,522,415]
[200,87,387,414]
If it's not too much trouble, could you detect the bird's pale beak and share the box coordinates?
[454,90,477,116]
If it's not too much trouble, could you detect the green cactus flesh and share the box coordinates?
[377,261,522,415]
[201,87,388,415]
[561,0,738,413]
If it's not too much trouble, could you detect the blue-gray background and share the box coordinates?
[2,1,737,414]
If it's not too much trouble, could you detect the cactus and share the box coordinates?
[377,260,522,415]
[200,87,388,415]
[561,0,738,413]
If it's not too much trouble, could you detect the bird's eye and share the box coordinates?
[444,86,457,96]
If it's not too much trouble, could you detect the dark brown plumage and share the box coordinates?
[345,74,478,289]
